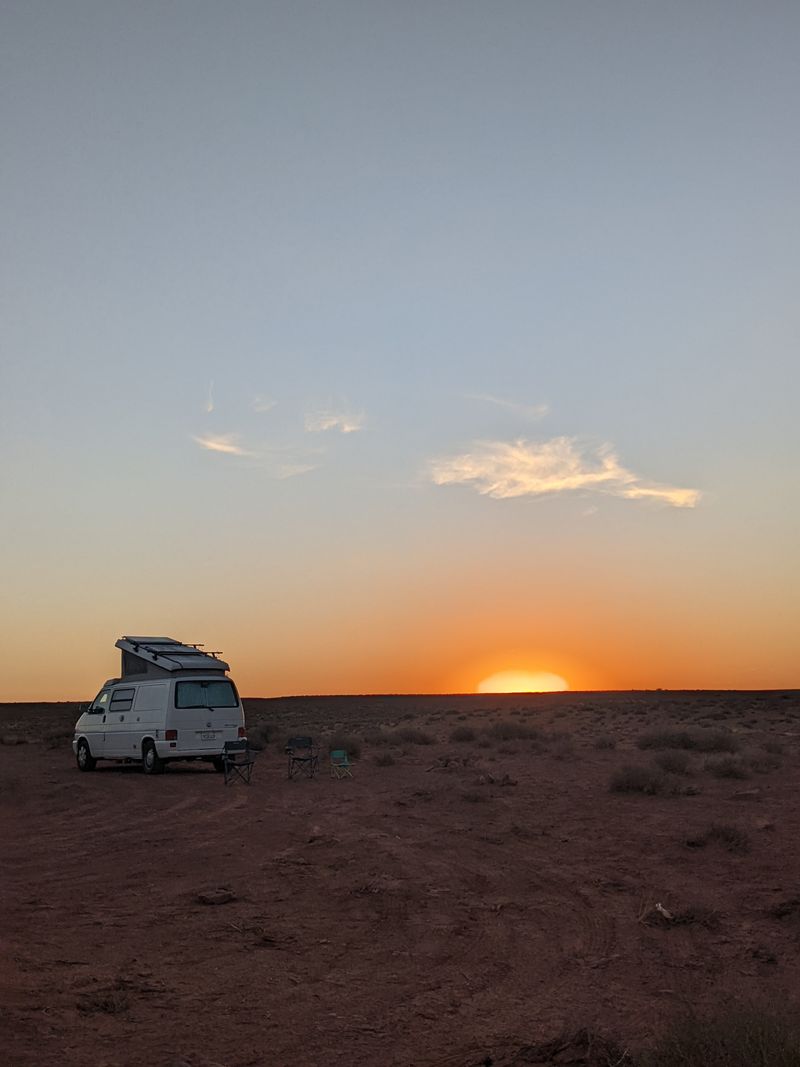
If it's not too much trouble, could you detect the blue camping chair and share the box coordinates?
[330,749,353,779]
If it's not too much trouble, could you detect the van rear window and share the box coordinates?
[175,680,238,709]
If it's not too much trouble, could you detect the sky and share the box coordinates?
[2,1,799,700]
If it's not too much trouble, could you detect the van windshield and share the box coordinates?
[175,680,238,709]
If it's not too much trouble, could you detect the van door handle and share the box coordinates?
[102,715,106,723]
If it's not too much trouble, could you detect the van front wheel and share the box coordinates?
[76,740,96,772]
[142,742,164,775]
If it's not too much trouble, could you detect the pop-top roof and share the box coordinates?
[115,636,230,673]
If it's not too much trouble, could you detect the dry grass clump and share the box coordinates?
[768,897,800,921]
[374,752,395,767]
[637,728,739,753]
[653,751,692,775]
[550,733,576,760]
[363,727,394,745]
[449,725,477,743]
[747,752,782,774]
[610,765,677,796]
[704,755,750,779]
[484,721,540,742]
[686,823,751,854]
[594,734,616,750]
[394,726,434,746]
[762,738,785,755]
[640,902,722,931]
[670,904,721,930]
[0,772,23,803]
[246,722,273,751]
[640,1004,800,1067]
[509,1028,633,1067]
[77,987,130,1015]
[44,728,73,749]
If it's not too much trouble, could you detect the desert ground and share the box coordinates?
[1,690,799,1066]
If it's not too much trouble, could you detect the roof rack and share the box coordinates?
[115,636,230,676]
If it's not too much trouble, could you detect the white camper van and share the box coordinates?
[72,636,247,774]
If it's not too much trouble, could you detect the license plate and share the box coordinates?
[201,731,216,740]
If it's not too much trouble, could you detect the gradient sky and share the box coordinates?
[2,2,798,700]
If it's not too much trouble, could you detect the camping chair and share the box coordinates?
[221,740,255,786]
[330,749,353,779]
[285,736,318,780]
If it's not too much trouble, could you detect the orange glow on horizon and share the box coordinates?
[477,670,569,693]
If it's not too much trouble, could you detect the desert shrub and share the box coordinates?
[748,752,782,773]
[461,790,488,803]
[637,729,693,750]
[704,823,751,854]
[395,727,434,745]
[610,765,676,796]
[363,728,394,745]
[638,728,739,753]
[0,772,23,802]
[654,751,692,775]
[512,1029,632,1066]
[485,721,539,741]
[763,738,785,755]
[704,755,750,779]
[44,728,73,749]
[641,1004,800,1067]
[77,989,130,1015]
[768,897,800,921]
[374,752,395,767]
[327,734,361,760]
[693,729,741,753]
[246,722,273,751]
[450,726,476,742]
[551,734,576,760]
[640,902,721,931]
[672,905,722,930]
[595,734,616,750]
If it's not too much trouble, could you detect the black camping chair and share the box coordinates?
[285,736,318,780]
[221,740,255,785]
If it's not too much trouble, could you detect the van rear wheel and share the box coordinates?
[142,742,164,775]
[76,740,96,772]
[212,757,225,773]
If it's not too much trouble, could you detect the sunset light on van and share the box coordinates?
[477,670,569,694]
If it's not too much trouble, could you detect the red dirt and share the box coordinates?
[1,691,799,1066]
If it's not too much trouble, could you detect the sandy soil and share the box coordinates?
[1,690,799,1067]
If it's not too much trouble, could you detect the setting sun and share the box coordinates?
[477,670,569,694]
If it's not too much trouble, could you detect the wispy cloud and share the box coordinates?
[253,394,277,413]
[304,409,365,434]
[430,437,700,508]
[274,461,317,479]
[205,381,214,414]
[192,433,254,457]
[192,433,320,477]
[465,393,550,420]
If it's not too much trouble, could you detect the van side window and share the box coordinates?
[90,691,110,713]
[110,687,135,712]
